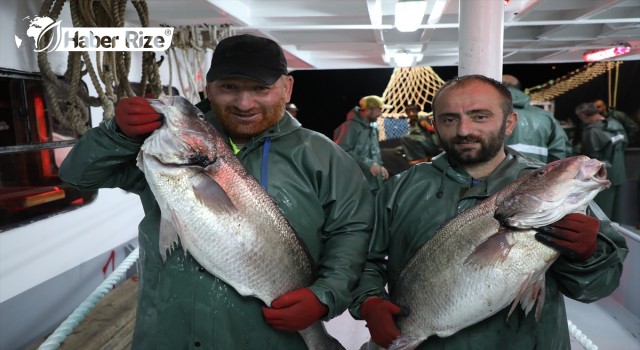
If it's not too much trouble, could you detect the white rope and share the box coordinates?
[611,222,640,243]
[568,319,599,350]
[37,247,140,350]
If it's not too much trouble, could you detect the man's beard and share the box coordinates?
[440,119,507,165]
[212,95,287,141]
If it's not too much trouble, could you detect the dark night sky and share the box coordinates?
[289,62,640,139]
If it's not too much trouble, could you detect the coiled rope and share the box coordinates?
[37,0,163,135]
[37,247,139,350]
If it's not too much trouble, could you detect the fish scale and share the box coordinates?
[137,95,344,350]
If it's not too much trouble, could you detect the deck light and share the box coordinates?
[395,0,427,32]
[583,44,631,62]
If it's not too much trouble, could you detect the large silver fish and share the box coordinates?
[380,156,610,350]
[136,95,345,350]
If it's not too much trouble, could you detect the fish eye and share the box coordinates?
[188,153,215,167]
[535,169,546,177]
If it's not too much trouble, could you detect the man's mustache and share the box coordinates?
[452,135,482,143]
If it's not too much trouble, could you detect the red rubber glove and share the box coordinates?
[360,297,401,348]
[262,288,328,332]
[115,96,163,139]
[535,213,599,262]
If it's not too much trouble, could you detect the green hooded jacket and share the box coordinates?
[580,119,627,219]
[505,87,572,163]
[59,109,374,350]
[400,117,441,161]
[604,108,639,147]
[349,148,628,350]
[581,119,627,186]
[333,107,384,193]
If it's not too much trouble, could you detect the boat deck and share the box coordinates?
[28,274,640,350]
[27,277,137,350]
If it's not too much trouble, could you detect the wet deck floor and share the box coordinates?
[28,277,137,350]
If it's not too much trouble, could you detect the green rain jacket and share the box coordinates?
[59,110,374,350]
[604,108,639,147]
[400,118,441,161]
[581,119,627,186]
[349,148,628,350]
[580,118,627,219]
[333,107,384,193]
[505,87,572,163]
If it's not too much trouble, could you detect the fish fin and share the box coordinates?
[159,208,182,261]
[191,173,237,213]
[508,272,532,319]
[464,228,514,267]
[389,335,423,350]
[507,272,546,320]
[534,281,546,321]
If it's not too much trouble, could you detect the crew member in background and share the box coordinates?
[502,74,571,163]
[575,102,627,220]
[399,104,441,164]
[286,102,299,118]
[593,98,639,147]
[349,75,627,350]
[59,34,373,349]
[334,95,390,195]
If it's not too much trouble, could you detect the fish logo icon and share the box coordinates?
[16,16,62,52]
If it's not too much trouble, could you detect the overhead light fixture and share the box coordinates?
[392,50,423,67]
[583,44,631,62]
[395,0,427,32]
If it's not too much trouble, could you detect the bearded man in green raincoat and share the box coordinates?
[349,75,628,350]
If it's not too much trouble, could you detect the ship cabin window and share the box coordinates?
[0,70,96,231]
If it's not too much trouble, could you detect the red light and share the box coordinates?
[33,96,47,142]
[583,45,631,62]
[33,95,54,177]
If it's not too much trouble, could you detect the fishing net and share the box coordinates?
[377,67,445,140]
[526,62,621,104]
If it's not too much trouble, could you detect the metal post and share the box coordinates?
[458,0,504,80]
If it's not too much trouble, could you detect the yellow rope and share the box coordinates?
[609,62,622,109]
[607,65,612,106]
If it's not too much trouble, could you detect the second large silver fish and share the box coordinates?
[386,156,610,350]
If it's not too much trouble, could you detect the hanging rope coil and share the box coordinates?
[37,0,163,135]
[166,24,235,103]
